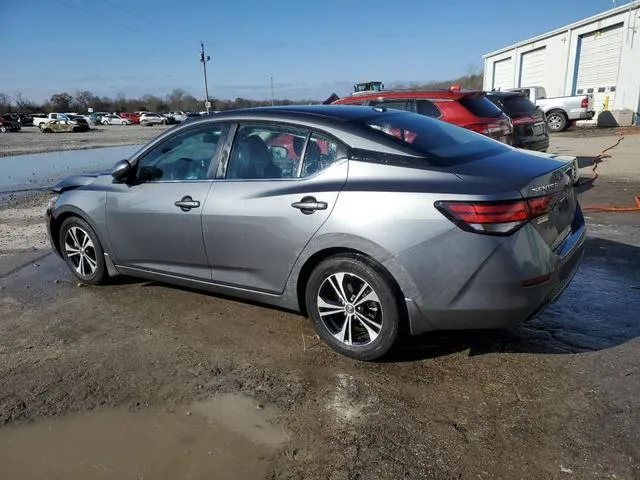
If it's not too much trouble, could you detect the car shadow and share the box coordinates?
[385,236,640,363]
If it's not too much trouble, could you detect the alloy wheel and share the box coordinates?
[548,114,562,131]
[317,272,383,346]
[64,226,98,277]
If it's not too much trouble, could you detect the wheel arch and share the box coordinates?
[49,206,105,257]
[294,245,408,330]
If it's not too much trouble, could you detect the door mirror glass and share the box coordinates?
[111,159,132,182]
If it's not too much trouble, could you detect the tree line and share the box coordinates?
[0,88,318,114]
[0,72,484,114]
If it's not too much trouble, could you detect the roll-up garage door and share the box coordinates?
[575,24,624,112]
[519,47,546,87]
[492,57,513,90]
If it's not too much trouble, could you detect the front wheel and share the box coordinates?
[121,121,127,125]
[59,217,108,285]
[305,254,402,361]
[0,126,6,133]
[546,111,568,132]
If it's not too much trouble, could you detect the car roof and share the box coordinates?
[208,105,389,122]
[333,89,486,103]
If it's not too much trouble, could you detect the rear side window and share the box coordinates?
[369,99,413,112]
[459,96,503,118]
[416,100,441,118]
[501,96,537,115]
[355,112,508,166]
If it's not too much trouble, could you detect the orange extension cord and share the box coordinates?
[579,135,640,213]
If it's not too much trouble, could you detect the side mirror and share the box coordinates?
[111,159,132,182]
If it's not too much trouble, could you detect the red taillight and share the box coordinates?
[581,97,589,109]
[467,122,511,137]
[436,195,553,235]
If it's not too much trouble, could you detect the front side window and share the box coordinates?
[226,124,308,180]
[136,124,226,182]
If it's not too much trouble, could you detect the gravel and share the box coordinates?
[0,124,172,157]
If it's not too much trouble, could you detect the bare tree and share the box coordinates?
[73,90,97,111]
[0,93,11,112]
[13,91,37,111]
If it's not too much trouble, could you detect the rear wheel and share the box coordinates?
[305,254,402,361]
[121,121,127,125]
[59,217,108,285]
[0,126,6,133]
[546,110,567,132]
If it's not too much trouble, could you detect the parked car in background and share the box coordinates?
[166,111,188,122]
[1,113,23,127]
[101,114,132,126]
[333,87,513,145]
[40,118,88,133]
[65,114,91,129]
[45,105,584,360]
[19,114,34,126]
[504,86,594,132]
[0,114,21,131]
[0,117,20,132]
[32,113,77,127]
[486,91,549,152]
[119,112,140,124]
[139,113,167,125]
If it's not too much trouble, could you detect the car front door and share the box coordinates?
[202,123,348,293]
[105,122,229,280]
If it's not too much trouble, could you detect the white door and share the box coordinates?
[519,47,546,87]
[492,57,513,90]
[575,24,624,113]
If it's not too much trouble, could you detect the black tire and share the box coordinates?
[59,217,108,285]
[0,126,6,133]
[305,254,402,361]
[546,110,567,132]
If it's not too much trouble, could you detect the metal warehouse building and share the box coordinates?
[483,1,640,123]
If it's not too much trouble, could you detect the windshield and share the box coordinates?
[355,112,509,165]
[459,95,503,118]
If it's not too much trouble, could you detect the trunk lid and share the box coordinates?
[449,149,578,249]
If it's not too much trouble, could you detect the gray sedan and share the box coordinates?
[46,106,585,360]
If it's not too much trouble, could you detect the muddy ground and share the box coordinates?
[0,140,639,479]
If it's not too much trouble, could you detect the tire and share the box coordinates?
[121,121,127,125]
[0,126,6,133]
[305,254,402,361]
[546,110,567,132]
[59,217,108,285]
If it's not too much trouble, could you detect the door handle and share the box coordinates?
[174,196,200,211]
[291,196,328,215]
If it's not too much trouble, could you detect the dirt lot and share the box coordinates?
[0,133,639,479]
[0,124,171,157]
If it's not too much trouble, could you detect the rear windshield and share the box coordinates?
[354,112,509,166]
[500,95,537,116]
[459,95,503,118]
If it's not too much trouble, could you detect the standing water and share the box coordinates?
[0,145,141,194]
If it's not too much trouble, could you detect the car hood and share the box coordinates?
[51,173,102,193]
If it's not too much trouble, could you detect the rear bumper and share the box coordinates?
[393,205,586,335]
[513,136,550,152]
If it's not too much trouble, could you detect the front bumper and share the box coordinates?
[394,205,586,335]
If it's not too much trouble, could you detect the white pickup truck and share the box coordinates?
[505,86,594,132]
[32,113,73,127]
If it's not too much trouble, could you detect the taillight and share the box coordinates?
[581,97,589,109]
[468,122,511,136]
[435,195,553,235]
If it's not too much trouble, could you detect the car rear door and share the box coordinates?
[202,123,348,293]
[105,122,229,280]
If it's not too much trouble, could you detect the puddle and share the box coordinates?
[0,393,287,479]
[0,145,141,193]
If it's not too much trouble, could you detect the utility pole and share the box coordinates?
[270,76,275,106]
[200,41,211,114]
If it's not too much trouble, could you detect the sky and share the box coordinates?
[0,0,631,103]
